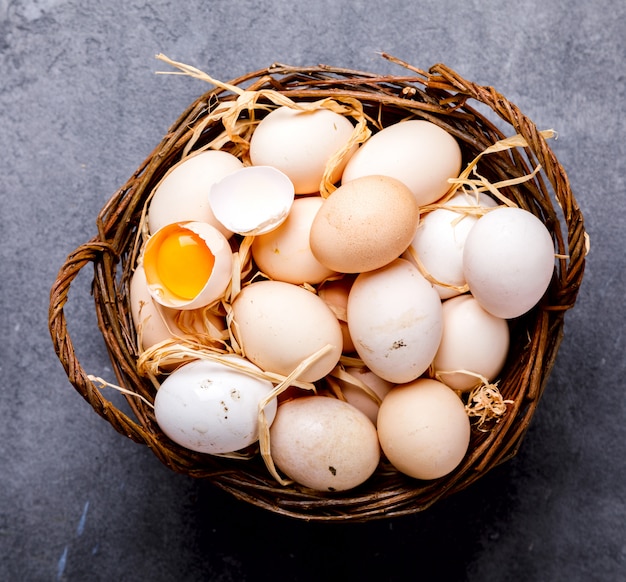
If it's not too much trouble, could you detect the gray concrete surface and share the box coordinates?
[2,1,625,580]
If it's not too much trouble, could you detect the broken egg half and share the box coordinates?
[142,221,233,310]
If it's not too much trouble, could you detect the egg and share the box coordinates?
[129,264,226,351]
[251,196,337,285]
[406,192,499,299]
[142,221,233,310]
[148,150,243,237]
[317,275,356,353]
[336,366,393,426]
[269,395,380,491]
[341,119,462,206]
[347,258,443,384]
[249,106,358,194]
[377,379,471,480]
[208,165,295,236]
[153,357,277,455]
[463,206,555,319]
[309,175,420,273]
[432,294,510,392]
[231,280,343,382]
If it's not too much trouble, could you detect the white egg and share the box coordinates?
[148,150,243,237]
[432,294,510,391]
[405,192,499,299]
[342,119,462,206]
[463,207,555,319]
[249,106,358,194]
[208,166,295,236]
[347,258,443,384]
[154,357,277,455]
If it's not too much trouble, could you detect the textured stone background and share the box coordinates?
[1,1,625,580]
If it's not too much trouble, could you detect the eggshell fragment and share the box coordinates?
[432,294,510,392]
[269,395,380,491]
[342,119,462,206]
[154,357,277,455]
[463,206,555,319]
[249,106,358,194]
[309,175,420,273]
[148,150,243,238]
[231,280,343,382]
[347,258,443,384]
[251,196,337,285]
[208,166,295,236]
[377,379,471,480]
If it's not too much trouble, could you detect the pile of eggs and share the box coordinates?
[130,103,556,492]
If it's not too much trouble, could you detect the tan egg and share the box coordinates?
[251,196,337,285]
[338,366,394,426]
[377,379,471,480]
[129,264,227,352]
[432,294,510,392]
[148,150,243,238]
[249,106,358,194]
[269,395,380,491]
[309,175,419,273]
[231,280,343,382]
[317,275,356,353]
[342,119,462,206]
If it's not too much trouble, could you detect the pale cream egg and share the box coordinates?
[251,195,337,285]
[377,379,471,480]
[249,106,358,194]
[347,258,443,384]
[341,119,462,206]
[231,280,343,383]
[432,294,510,392]
[269,395,380,492]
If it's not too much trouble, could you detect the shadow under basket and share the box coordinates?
[48,56,587,522]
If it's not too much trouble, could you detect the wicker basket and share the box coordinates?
[48,54,587,522]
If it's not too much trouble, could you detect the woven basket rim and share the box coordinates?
[48,55,587,522]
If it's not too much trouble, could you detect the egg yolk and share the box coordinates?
[152,228,215,300]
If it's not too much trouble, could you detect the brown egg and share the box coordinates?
[309,175,420,273]
[269,395,380,492]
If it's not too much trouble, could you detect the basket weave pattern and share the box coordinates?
[49,57,586,521]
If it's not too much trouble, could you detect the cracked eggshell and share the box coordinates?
[269,395,380,492]
[347,258,443,384]
[208,165,295,236]
[143,221,233,311]
[148,150,243,238]
[154,357,277,455]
